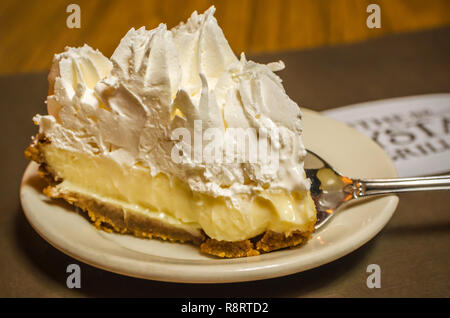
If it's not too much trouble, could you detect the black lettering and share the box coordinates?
[392,148,420,161]
[387,130,416,146]
[443,117,450,134]
[372,118,383,127]
[410,109,432,119]
[416,144,428,155]
[381,114,402,125]
[415,122,435,138]
[355,119,370,130]
[438,138,450,150]
[425,142,438,153]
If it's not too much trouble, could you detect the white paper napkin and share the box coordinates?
[323,94,450,177]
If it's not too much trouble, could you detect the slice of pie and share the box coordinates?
[25,6,317,258]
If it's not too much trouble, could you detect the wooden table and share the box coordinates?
[1,27,449,297]
[1,0,450,74]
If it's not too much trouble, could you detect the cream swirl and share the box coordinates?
[35,6,309,200]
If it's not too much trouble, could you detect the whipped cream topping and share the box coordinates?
[35,6,310,199]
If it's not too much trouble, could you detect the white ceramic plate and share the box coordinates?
[20,109,399,283]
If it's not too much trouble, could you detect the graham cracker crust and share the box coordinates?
[25,134,315,258]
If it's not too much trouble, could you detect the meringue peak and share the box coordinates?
[36,6,310,198]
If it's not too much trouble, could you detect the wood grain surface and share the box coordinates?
[1,0,450,74]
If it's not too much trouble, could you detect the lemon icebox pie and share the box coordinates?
[25,6,317,258]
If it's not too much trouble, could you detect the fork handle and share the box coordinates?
[353,175,450,197]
